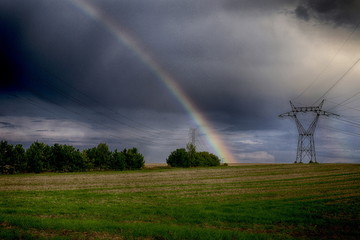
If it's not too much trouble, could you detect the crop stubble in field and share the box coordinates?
[0,164,359,239]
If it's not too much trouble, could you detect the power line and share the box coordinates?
[327,90,360,111]
[334,117,360,129]
[8,87,192,150]
[38,68,189,137]
[8,93,145,145]
[197,133,211,152]
[37,79,162,137]
[33,83,158,141]
[325,99,360,113]
[24,69,192,146]
[9,88,168,146]
[313,58,360,105]
[293,23,360,101]
[319,125,360,138]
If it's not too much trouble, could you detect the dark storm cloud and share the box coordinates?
[223,0,293,11]
[0,13,31,92]
[0,0,184,112]
[0,122,16,129]
[294,5,310,21]
[1,0,359,163]
[1,0,283,121]
[295,0,360,26]
[0,0,328,128]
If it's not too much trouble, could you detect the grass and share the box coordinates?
[0,164,359,239]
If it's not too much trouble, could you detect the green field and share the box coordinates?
[0,164,359,239]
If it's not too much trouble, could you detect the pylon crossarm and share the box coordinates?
[280,110,338,117]
[279,99,337,164]
[321,111,340,117]
[278,112,295,118]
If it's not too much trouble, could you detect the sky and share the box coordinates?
[1,0,360,163]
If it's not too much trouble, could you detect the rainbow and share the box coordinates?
[70,0,237,163]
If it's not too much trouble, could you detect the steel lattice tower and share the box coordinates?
[279,100,338,163]
[189,128,197,146]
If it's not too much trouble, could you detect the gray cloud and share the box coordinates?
[295,5,310,21]
[0,0,359,163]
[295,0,360,26]
[223,0,294,12]
[0,121,16,129]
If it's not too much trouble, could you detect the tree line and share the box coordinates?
[166,143,221,167]
[0,140,144,174]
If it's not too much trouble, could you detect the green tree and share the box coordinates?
[51,144,64,171]
[85,143,112,170]
[72,148,87,171]
[26,141,51,173]
[95,143,112,169]
[166,148,189,167]
[84,147,96,170]
[81,150,94,170]
[0,142,27,174]
[123,148,144,170]
[12,144,26,173]
[50,144,85,172]
[0,141,14,174]
[111,149,126,170]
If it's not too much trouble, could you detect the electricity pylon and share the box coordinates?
[279,100,338,163]
[189,128,197,147]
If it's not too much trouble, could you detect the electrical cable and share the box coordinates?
[37,67,190,137]
[313,58,360,105]
[319,125,360,137]
[327,90,360,111]
[9,89,162,146]
[334,117,360,128]
[325,99,360,113]
[293,23,360,101]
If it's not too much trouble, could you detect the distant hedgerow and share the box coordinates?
[0,140,144,174]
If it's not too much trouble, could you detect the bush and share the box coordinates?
[166,147,220,168]
[195,152,221,167]
[167,148,189,167]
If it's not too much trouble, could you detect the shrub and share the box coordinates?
[195,152,221,167]
[167,148,189,167]
[167,147,220,168]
